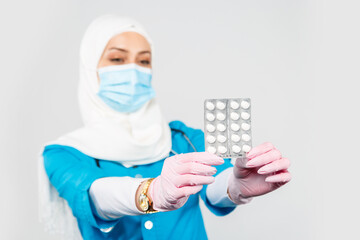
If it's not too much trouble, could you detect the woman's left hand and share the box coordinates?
[228,142,291,204]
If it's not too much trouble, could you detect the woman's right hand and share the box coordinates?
[148,152,224,211]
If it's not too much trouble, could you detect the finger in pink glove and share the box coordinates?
[246,142,291,182]
[149,152,224,211]
[228,142,291,204]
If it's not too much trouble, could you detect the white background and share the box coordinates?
[1,0,359,239]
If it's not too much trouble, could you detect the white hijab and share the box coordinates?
[38,15,172,239]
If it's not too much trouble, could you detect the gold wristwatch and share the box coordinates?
[138,178,158,214]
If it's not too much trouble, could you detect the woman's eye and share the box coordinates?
[140,60,150,65]
[110,58,124,62]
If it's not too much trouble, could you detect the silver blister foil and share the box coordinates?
[204,98,252,158]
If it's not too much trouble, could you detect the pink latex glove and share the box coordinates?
[148,152,224,211]
[228,142,291,204]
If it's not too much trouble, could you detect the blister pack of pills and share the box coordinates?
[204,98,252,158]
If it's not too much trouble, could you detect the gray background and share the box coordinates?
[1,0,359,239]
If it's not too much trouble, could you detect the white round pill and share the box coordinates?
[217,123,226,132]
[241,100,250,109]
[206,124,216,132]
[231,123,240,131]
[242,144,251,152]
[206,135,216,144]
[241,123,251,131]
[207,146,216,154]
[216,112,226,121]
[218,146,227,154]
[241,112,250,120]
[232,145,241,153]
[206,113,215,121]
[230,101,240,109]
[231,134,241,142]
[230,112,240,120]
[217,135,227,143]
[241,133,251,141]
[206,101,215,111]
[216,101,226,110]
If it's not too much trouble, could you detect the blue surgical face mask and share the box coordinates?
[97,64,156,113]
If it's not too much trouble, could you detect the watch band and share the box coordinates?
[139,178,158,214]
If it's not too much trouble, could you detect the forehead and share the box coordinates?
[105,31,151,51]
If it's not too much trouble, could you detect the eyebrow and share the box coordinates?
[108,47,151,54]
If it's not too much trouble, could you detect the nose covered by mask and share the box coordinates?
[97,63,156,113]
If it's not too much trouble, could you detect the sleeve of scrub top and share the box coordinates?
[186,128,237,216]
[43,145,132,231]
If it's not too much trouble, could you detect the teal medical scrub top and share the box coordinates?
[43,120,235,240]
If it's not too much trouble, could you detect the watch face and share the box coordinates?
[139,194,149,211]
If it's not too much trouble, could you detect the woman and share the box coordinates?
[39,15,291,240]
